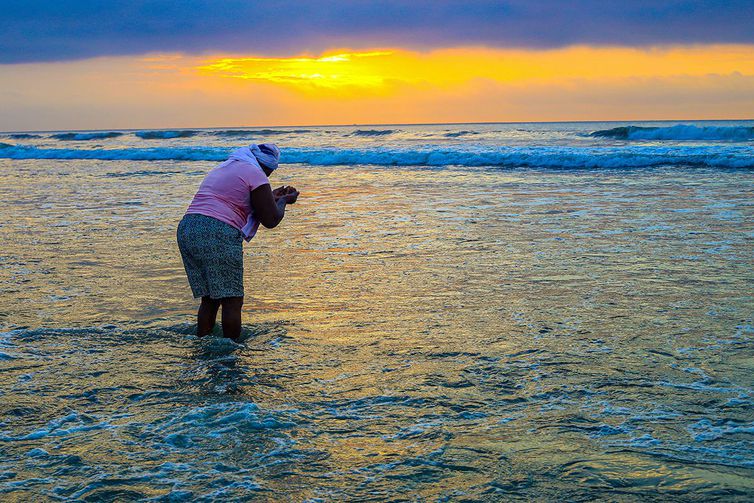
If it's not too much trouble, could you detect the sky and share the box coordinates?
[1,0,753,130]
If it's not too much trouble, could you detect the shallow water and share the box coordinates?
[1,123,753,500]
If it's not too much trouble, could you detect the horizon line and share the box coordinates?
[3,117,754,135]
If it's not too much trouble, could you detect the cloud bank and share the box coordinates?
[2,0,754,63]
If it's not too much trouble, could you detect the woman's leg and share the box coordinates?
[197,296,221,336]
[220,296,244,341]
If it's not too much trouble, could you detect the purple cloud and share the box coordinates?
[2,0,753,64]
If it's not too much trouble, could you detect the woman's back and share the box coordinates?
[186,159,269,231]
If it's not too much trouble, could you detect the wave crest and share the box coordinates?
[351,129,397,136]
[443,130,481,137]
[136,130,198,139]
[5,133,42,139]
[1,143,753,169]
[211,128,313,137]
[591,124,754,141]
[51,132,124,141]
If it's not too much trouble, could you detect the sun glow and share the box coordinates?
[198,51,396,90]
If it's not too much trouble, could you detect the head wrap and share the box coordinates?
[250,143,280,171]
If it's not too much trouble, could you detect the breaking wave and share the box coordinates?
[2,143,753,169]
[136,130,199,139]
[0,144,225,161]
[211,129,313,137]
[5,133,42,139]
[351,129,398,136]
[444,130,481,137]
[591,124,754,141]
[51,131,124,141]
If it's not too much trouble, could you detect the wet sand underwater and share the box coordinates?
[1,123,753,500]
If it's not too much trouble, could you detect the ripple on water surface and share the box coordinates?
[0,317,752,500]
[0,158,752,499]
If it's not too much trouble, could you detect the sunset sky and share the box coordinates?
[1,1,753,130]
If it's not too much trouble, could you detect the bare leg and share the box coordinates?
[197,296,221,336]
[220,296,244,341]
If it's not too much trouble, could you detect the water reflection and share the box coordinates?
[0,157,752,499]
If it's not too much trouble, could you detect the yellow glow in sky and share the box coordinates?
[197,45,754,96]
[1,45,753,130]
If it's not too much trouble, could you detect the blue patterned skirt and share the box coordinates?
[176,214,244,299]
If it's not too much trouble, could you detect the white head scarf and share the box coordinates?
[250,143,280,171]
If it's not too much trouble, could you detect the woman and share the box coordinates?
[176,143,299,341]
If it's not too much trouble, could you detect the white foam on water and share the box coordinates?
[1,143,753,168]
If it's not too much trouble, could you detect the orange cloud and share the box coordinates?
[1,45,752,130]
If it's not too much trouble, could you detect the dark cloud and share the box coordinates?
[2,0,753,64]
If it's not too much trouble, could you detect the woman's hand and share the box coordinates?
[272,185,299,204]
[281,187,299,204]
[272,186,288,199]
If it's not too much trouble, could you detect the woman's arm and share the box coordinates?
[251,184,298,229]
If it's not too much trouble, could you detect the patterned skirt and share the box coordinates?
[176,213,244,299]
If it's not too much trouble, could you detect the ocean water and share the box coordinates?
[0,121,752,500]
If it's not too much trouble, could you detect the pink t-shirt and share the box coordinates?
[185,158,270,232]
